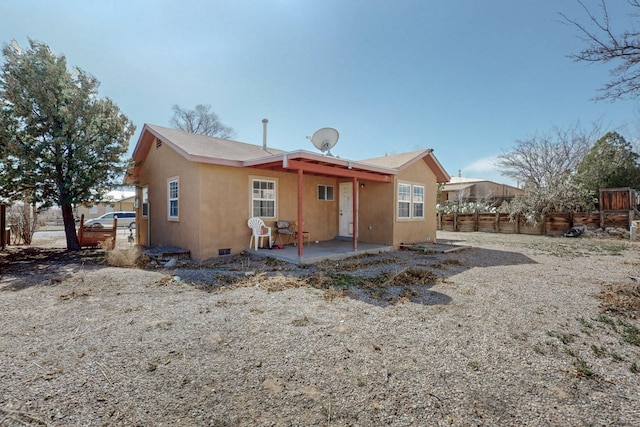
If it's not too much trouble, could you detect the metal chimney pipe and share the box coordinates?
[262,118,268,151]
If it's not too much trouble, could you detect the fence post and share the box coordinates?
[78,214,85,246]
[475,211,479,232]
[569,211,574,229]
[454,212,458,232]
[516,213,520,234]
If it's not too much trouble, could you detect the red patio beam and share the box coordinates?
[284,159,391,183]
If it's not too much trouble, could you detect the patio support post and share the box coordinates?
[352,177,358,251]
[297,169,304,258]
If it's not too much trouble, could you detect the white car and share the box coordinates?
[84,211,136,229]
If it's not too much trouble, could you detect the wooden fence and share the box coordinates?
[600,188,636,211]
[437,210,634,236]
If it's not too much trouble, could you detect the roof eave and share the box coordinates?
[392,149,450,183]
[243,150,398,175]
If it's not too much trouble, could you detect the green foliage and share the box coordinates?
[573,357,594,377]
[620,321,640,346]
[0,39,135,249]
[574,132,640,193]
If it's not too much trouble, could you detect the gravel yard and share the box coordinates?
[1,231,640,426]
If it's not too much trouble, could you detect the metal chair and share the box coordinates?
[247,217,272,250]
[293,221,310,246]
[275,220,294,245]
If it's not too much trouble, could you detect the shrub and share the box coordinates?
[106,246,148,267]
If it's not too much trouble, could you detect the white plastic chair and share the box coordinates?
[247,217,272,250]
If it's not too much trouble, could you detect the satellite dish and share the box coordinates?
[307,127,339,156]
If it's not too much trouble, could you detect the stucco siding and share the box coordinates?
[129,129,444,261]
[295,175,340,242]
[358,181,394,245]
[193,166,342,260]
[392,159,438,246]
[135,140,202,257]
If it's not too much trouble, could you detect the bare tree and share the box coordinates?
[562,0,640,100]
[454,187,471,204]
[496,122,601,188]
[170,104,235,138]
[7,202,37,245]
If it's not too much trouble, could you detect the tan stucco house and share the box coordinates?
[125,124,450,261]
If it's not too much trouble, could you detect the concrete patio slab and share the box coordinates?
[247,239,393,265]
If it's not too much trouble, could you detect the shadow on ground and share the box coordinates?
[175,244,538,308]
[0,247,105,291]
[1,243,537,307]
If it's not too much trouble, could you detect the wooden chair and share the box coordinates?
[247,217,272,250]
[293,221,310,246]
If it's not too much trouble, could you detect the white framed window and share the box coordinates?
[168,177,179,220]
[141,186,149,218]
[252,179,276,218]
[413,185,425,218]
[317,185,334,201]
[398,183,411,218]
[398,182,426,219]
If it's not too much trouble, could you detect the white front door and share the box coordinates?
[339,182,354,237]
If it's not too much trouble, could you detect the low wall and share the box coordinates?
[437,211,632,235]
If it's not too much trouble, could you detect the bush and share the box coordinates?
[106,246,148,267]
[436,202,497,214]
[499,179,596,226]
[7,202,38,245]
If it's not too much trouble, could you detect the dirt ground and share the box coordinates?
[1,231,640,426]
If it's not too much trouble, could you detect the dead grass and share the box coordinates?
[315,253,396,272]
[322,287,347,301]
[202,267,439,306]
[600,282,640,319]
[106,246,149,268]
[384,268,438,286]
[241,273,308,292]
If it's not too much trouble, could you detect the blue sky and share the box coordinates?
[2,0,639,185]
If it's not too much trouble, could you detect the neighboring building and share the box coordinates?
[439,176,523,205]
[75,188,136,221]
[125,124,450,261]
